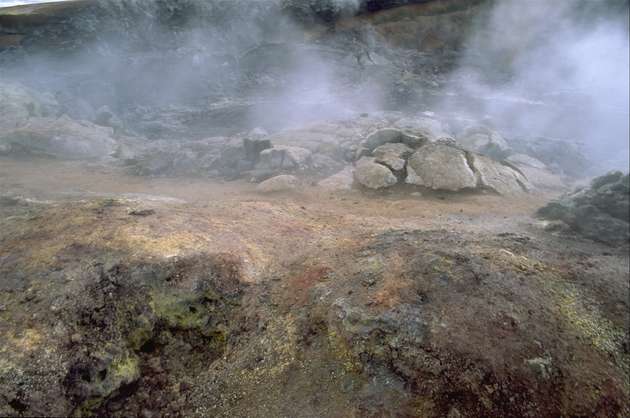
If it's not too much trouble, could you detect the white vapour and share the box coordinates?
[440,0,630,171]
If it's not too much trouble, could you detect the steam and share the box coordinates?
[437,0,630,171]
[1,0,381,134]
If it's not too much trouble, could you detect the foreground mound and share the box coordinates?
[0,194,627,417]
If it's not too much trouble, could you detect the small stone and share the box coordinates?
[129,209,156,217]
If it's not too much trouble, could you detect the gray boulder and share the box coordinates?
[354,157,398,189]
[457,126,510,159]
[256,174,299,193]
[363,128,424,152]
[537,171,629,245]
[257,146,312,171]
[393,116,448,141]
[0,115,117,159]
[508,136,589,178]
[406,144,477,191]
[471,154,530,195]
[506,154,565,190]
[318,166,355,191]
[372,143,413,172]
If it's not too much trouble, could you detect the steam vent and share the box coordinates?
[0,0,629,416]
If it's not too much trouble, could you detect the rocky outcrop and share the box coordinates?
[538,171,630,245]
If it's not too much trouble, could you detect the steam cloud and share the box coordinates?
[437,0,630,171]
[1,0,628,172]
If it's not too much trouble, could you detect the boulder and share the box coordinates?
[372,142,413,172]
[363,128,404,150]
[537,171,629,245]
[506,154,565,190]
[470,154,530,195]
[354,157,398,189]
[0,115,117,159]
[256,174,299,193]
[508,136,589,178]
[242,137,272,162]
[406,143,477,191]
[506,153,547,169]
[392,116,448,141]
[363,128,424,152]
[318,166,355,191]
[257,146,312,171]
[457,126,510,159]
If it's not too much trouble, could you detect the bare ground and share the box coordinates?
[0,157,628,417]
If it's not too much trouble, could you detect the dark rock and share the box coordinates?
[538,171,630,245]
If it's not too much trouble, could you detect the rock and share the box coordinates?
[573,205,629,245]
[363,128,424,151]
[126,137,222,177]
[406,144,477,191]
[94,105,123,131]
[364,128,404,151]
[0,82,58,130]
[470,154,530,195]
[506,153,547,169]
[372,143,413,172]
[525,357,553,380]
[506,154,565,190]
[310,153,345,176]
[257,146,312,171]
[318,166,355,191]
[393,116,448,140]
[256,174,299,193]
[508,136,589,178]
[458,126,510,159]
[243,137,272,162]
[0,115,117,159]
[128,209,156,217]
[353,157,398,189]
[537,171,630,245]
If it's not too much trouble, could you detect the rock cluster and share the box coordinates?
[538,171,630,245]
[353,127,531,195]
